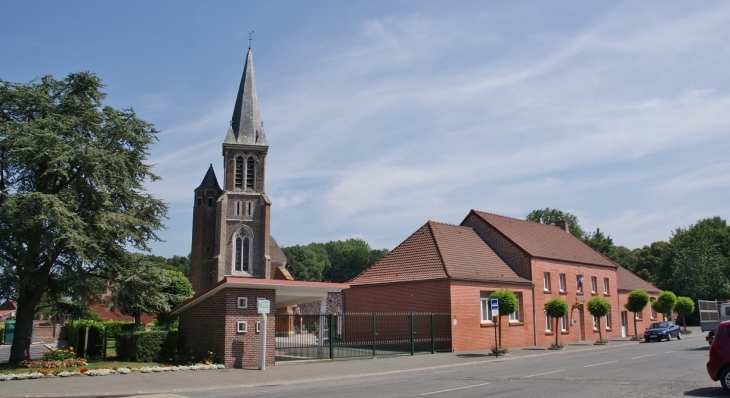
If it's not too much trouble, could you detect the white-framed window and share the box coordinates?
[635,311,641,320]
[237,297,248,308]
[650,298,657,318]
[559,274,566,292]
[606,313,612,330]
[546,314,553,332]
[256,321,261,333]
[509,295,520,322]
[480,291,493,322]
[561,316,568,331]
[237,321,248,333]
[591,277,597,293]
[593,316,598,330]
[603,278,609,294]
[543,272,551,291]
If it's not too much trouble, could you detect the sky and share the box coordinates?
[2,1,729,257]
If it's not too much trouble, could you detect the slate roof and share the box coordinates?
[195,164,222,192]
[467,210,617,268]
[348,221,530,286]
[225,48,268,147]
[269,235,288,265]
[617,265,660,294]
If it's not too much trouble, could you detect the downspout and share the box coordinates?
[532,282,537,346]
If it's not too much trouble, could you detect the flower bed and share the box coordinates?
[18,358,88,369]
[0,364,225,381]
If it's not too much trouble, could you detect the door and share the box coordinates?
[621,311,628,337]
[577,307,584,341]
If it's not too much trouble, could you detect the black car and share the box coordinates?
[644,321,681,342]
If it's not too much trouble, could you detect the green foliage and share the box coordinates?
[587,296,611,342]
[154,270,194,328]
[0,323,4,343]
[652,291,677,315]
[0,72,167,362]
[526,208,586,240]
[490,289,518,316]
[115,330,178,362]
[624,290,650,313]
[583,228,615,258]
[66,319,135,359]
[282,239,388,283]
[43,348,76,361]
[612,246,639,271]
[140,253,191,277]
[544,298,569,318]
[107,255,173,326]
[675,296,694,332]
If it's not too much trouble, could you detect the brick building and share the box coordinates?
[617,265,661,337]
[346,210,657,351]
[174,49,347,368]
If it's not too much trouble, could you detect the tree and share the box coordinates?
[587,297,611,343]
[584,228,615,259]
[544,298,569,347]
[107,255,169,328]
[526,208,586,240]
[282,244,331,282]
[154,270,194,328]
[674,296,694,333]
[624,290,650,337]
[325,239,383,283]
[0,73,167,361]
[611,246,638,271]
[651,291,677,320]
[634,241,670,285]
[490,289,518,350]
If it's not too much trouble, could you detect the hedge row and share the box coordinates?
[66,320,136,358]
[115,330,178,362]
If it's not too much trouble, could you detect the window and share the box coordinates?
[234,229,252,272]
[255,321,261,333]
[480,292,493,322]
[593,316,599,330]
[561,316,568,331]
[591,277,597,293]
[237,297,248,308]
[235,156,244,189]
[237,321,248,333]
[236,201,241,216]
[635,311,642,320]
[246,156,255,190]
[603,278,609,294]
[509,296,520,322]
[576,274,584,293]
[207,197,213,207]
[559,274,566,292]
[197,197,202,207]
[650,298,657,318]
[606,313,612,330]
[246,201,253,217]
[546,314,553,332]
[543,272,551,291]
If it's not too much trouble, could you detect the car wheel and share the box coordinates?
[666,334,671,341]
[721,367,730,393]
[677,332,681,340]
[644,338,649,342]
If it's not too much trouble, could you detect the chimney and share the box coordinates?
[556,219,570,233]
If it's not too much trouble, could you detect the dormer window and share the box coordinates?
[235,156,244,189]
[246,157,255,190]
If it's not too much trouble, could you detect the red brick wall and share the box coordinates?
[344,280,451,314]
[189,187,221,294]
[532,259,621,345]
[449,281,534,351]
[619,291,660,337]
[179,287,276,368]
[462,214,531,278]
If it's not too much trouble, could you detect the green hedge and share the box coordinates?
[115,330,178,362]
[66,320,135,358]
[0,323,5,344]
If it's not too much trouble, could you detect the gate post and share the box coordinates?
[372,313,376,357]
[329,314,334,360]
[410,314,415,355]
[431,314,435,354]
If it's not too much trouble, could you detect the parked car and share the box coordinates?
[707,320,730,392]
[643,321,681,342]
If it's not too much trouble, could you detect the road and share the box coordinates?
[186,337,722,398]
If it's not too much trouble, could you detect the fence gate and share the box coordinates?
[274,313,451,362]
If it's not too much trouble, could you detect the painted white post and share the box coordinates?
[318,298,326,347]
[258,313,267,370]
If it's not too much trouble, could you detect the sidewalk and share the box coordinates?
[0,326,703,398]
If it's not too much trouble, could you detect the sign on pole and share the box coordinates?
[257,299,271,314]
[490,298,499,317]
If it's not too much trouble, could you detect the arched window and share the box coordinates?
[246,157,255,190]
[235,156,244,189]
[234,229,252,272]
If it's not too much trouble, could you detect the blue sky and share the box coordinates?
[2,1,729,257]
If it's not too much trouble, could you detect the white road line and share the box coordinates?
[665,350,676,353]
[420,382,490,396]
[631,354,656,359]
[583,360,618,368]
[523,369,567,378]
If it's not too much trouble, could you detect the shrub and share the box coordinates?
[43,348,76,361]
[115,330,178,362]
[587,296,611,343]
[652,291,677,316]
[0,323,4,343]
[544,298,569,347]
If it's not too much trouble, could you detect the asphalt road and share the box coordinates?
[187,337,723,398]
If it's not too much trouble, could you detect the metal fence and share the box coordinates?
[275,313,451,362]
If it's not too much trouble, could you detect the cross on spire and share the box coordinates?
[248,31,254,49]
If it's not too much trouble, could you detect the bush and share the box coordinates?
[115,330,178,362]
[43,348,76,361]
[66,319,135,358]
[0,323,4,344]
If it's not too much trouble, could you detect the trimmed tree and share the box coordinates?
[490,289,518,350]
[674,296,695,333]
[587,297,611,343]
[544,298,569,347]
[624,290,650,338]
[652,291,677,321]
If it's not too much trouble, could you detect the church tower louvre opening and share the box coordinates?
[188,48,288,294]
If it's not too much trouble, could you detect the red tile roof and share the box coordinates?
[467,210,617,268]
[349,221,530,286]
[617,266,660,293]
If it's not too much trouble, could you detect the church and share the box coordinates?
[173,49,348,369]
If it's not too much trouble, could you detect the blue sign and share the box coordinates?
[490,298,499,310]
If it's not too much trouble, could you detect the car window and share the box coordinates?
[725,306,730,316]
[651,322,668,328]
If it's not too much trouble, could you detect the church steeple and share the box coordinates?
[225,48,268,146]
[195,164,222,193]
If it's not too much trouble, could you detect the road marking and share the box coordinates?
[665,351,676,353]
[420,382,490,396]
[583,360,618,368]
[523,369,566,378]
[631,354,656,359]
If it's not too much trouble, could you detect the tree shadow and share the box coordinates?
[683,386,725,397]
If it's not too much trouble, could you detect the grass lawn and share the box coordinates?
[0,360,168,374]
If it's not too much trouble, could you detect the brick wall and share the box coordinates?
[344,280,451,314]
[462,214,531,278]
[619,291,660,337]
[179,287,276,368]
[189,187,221,294]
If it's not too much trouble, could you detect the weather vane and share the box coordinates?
[248,31,254,49]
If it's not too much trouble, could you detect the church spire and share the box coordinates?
[225,48,268,147]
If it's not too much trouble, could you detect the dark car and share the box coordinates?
[643,321,681,342]
[708,320,730,392]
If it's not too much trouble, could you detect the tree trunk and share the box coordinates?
[134,312,142,329]
[9,292,44,363]
[598,317,603,342]
[555,317,560,346]
[633,313,638,337]
[681,313,686,333]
